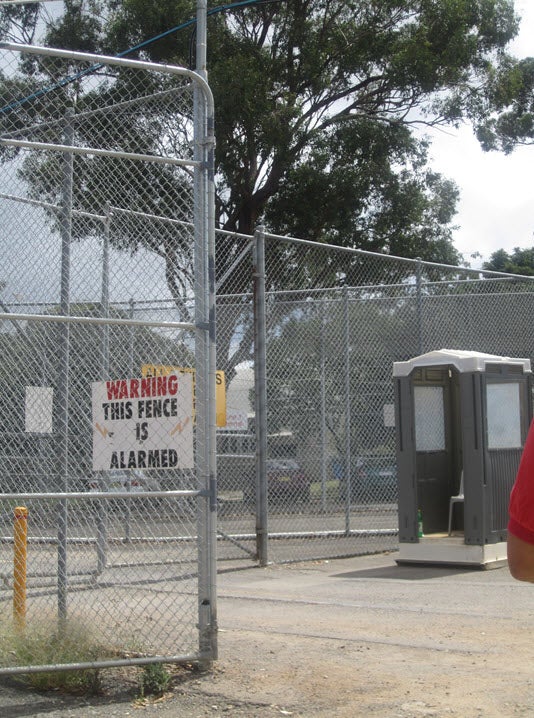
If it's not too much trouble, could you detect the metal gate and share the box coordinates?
[0,42,217,674]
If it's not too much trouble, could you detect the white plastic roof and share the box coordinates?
[393,348,531,377]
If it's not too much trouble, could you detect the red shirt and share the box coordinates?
[509,420,534,544]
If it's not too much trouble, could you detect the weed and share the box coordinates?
[0,617,117,694]
[138,662,171,697]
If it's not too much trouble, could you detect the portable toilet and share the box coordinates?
[393,349,532,567]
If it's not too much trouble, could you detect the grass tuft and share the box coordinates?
[138,662,171,698]
[0,617,118,694]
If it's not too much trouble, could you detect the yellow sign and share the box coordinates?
[141,364,226,427]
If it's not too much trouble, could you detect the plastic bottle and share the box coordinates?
[417,508,424,538]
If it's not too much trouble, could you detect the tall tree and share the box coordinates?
[483,246,534,275]
[475,57,534,153]
[0,0,528,375]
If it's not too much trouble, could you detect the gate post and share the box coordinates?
[195,0,218,663]
[342,285,352,533]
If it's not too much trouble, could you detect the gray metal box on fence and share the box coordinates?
[393,349,532,567]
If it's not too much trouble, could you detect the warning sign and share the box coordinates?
[141,363,227,427]
[92,372,194,471]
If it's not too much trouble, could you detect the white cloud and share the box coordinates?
[426,1,534,265]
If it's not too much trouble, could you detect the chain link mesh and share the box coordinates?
[2,38,534,674]
[215,233,534,564]
[2,495,199,657]
[0,45,213,672]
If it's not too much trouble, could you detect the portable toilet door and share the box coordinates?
[396,361,463,537]
[477,361,533,544]
[412,364,462,535]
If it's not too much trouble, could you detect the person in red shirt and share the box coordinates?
[508,421,534,581]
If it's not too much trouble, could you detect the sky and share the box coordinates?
[1,0,533,282]
[426,0,534,267]
[30,1,534,271]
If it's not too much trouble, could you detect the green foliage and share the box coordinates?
[45,0,103,54]
[138,662,171,697]
[0,0,530,376]
[483,246,534,275]
[266,121,461,266]
[3,0,520,247]
[0,617,115,694]
[476,57,534,153]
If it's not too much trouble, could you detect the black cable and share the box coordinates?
[0,0,286,114]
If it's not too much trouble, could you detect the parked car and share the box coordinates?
[86,469,161,493]
[338,457,397,504]
[86,469,162,511]
[266,458,311,504]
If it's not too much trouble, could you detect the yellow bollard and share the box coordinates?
[13,506,28,632]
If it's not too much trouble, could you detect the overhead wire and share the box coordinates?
[0,0,283,115]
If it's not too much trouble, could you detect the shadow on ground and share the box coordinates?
[333,563,481,581]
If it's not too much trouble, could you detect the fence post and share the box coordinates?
[253,225,268,566]
[13,506,28,632]
[416,257,423,355]
[57,108,74,627]
[320,300,327,511]
[343,285,352,534]
[96,206,111,571]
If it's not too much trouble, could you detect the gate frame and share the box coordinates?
[0,41,217,671]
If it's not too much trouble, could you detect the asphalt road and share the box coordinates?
[1,549,533,717]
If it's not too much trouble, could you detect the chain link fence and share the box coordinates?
[1,36,534,679]
[215,229,534,565]
[0,43,216,674]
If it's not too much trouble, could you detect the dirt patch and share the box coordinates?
[1,554,533,717]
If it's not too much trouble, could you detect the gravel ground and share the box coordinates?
[2,552,534,717]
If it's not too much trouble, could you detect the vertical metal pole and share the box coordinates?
[416,258,423,355]
[343,286,352,534]
[206,86,218,664]
[101,208,110,375]
[253,226,268,566]
[206,128,218,660]
[57,109,74,626]
[195,0,218,662]
[194,37,209,663]
[13,506,28,632]
[96,208,110,572]
[125,294,135,544]
[320,301,327,511]
[128,298,135,376]
[196,0,208,77]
